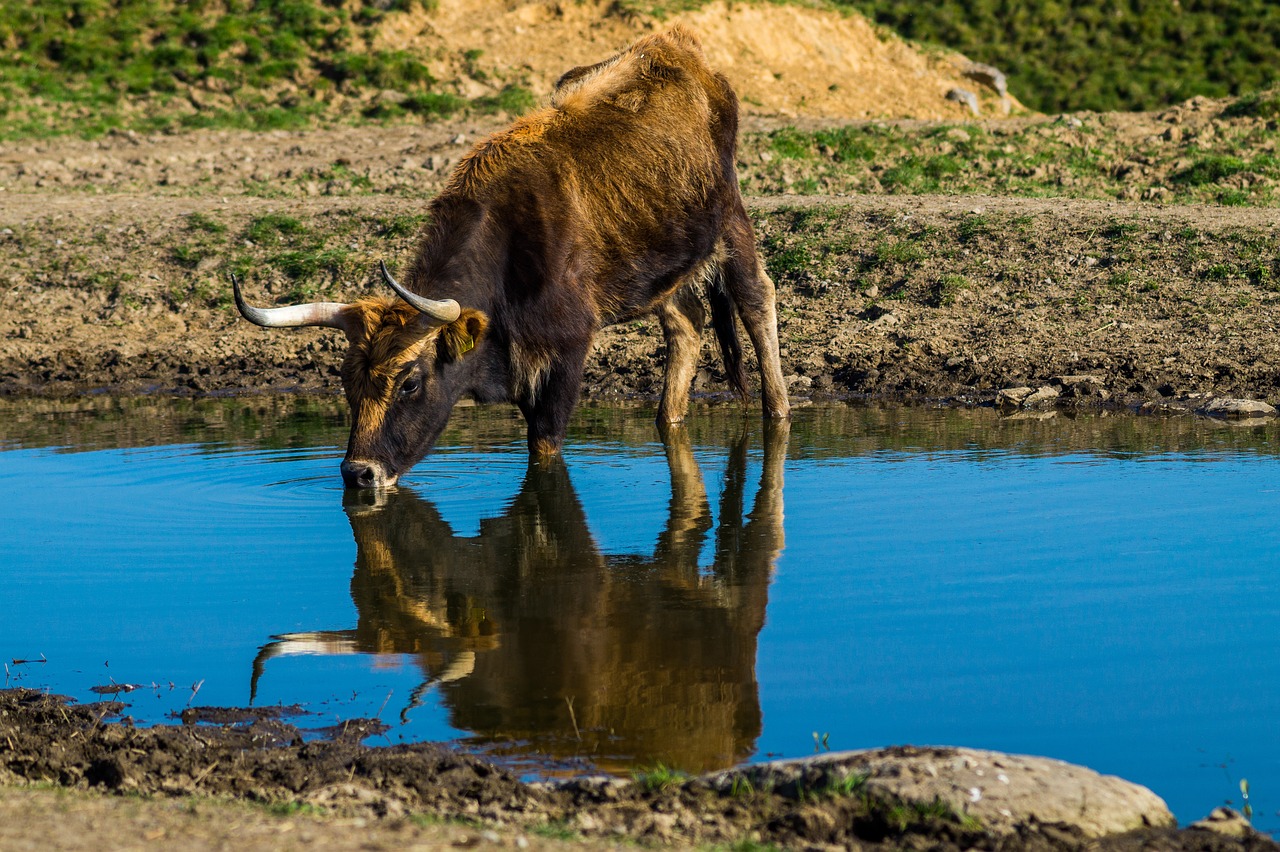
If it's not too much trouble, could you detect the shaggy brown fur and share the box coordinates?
[254,26,790,488]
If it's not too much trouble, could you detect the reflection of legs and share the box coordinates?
[749,419,789,551]
[657,285,707,425]
[655,422,713,568]
[723,209,790,419]
[716,420,789,582]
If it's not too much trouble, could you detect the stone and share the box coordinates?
[1024,385,1061,406]
[961,64,1011,114]
[1190,807,1253,839]
[997,386,1033,408]
[708,747,1174,838]
[1202,398,1277,419]
[1052,375,1106,398]
[962,62,1008,98]
[945,87,980,116]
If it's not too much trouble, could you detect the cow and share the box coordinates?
[233,26,789,489]
[251,423,788,772]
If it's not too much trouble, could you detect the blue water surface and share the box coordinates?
[1,400,1277,829]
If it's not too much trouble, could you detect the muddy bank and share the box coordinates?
[2,191,1280,413]
[1,689,1274,850]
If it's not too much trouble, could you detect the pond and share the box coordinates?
[2,396,1278,830]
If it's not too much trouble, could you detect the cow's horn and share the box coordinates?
[232,273,351,332]
[380,260,461,324]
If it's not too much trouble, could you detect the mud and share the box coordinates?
[2,187,1280,414]
[1,689,1275,850]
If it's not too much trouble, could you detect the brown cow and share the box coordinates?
[234,26,789,488]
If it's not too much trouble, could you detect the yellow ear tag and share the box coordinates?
[458,334,475,355]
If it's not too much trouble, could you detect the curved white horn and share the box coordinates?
[380,260,461,324]
[232,273,351,332]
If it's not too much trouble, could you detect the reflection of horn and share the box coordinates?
[250,630,361,704]
[231,273,352,332]
[379,260,461,324]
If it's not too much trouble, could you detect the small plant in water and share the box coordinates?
[1241,778,1253,821]
[632,762,688,792]
[813,731,831,752]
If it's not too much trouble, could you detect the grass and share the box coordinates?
[529,821,579,841]
[929,273,969,307]
[0,0,527,141]
[830,0,1280,113]
[738,110,1280,207]
[632,763,688,792]
[879,797,982,833]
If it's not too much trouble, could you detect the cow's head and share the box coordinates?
[234,263,488,489]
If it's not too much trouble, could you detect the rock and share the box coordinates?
[1202,398,1277,419]
[961,64,1011,114]
[962,62,1008,98]
[997,386,1033,408]
[709,747,1174,838]
[1052,375,1106,398]
[1191,807,1254,839]
[1024,385,1061,406]
[945,87,980,116]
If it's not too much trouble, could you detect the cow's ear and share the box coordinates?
[437,308,489,363]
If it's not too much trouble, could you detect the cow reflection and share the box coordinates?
[254,423,787,774]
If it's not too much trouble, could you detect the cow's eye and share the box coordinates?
[400,378,421,397]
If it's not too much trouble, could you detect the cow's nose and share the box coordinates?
[341,458,392,489]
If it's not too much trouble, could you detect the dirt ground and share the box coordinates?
[2,689,1277,851]
[2,174,1279,413]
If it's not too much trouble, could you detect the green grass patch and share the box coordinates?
[1205,263,1235,281]
[0,0,533,140]
[766,246,810,281]
[184,212,227,235]
[1174,155,1249,186]
[246,214,307,246]
[832,0,1280,113]
[929,273,968,306]
[1222,89,1280,120]
[632,763,688,792]
[874,239,925,265]
[474,84,536,115]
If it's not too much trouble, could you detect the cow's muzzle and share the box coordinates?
[341,458,397,490]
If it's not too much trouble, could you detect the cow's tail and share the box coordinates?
[708,264,749,400]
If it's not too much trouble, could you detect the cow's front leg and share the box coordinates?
[520,345,589,459]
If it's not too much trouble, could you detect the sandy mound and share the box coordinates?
[373,0,1010,119]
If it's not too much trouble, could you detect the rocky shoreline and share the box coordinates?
[1,689,1275,850]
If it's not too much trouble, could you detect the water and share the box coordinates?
[2,397,1279,829]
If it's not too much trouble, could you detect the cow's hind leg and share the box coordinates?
[656,284,707,424]
[723,209,791,419]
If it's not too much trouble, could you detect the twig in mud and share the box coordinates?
[191,761,220,787]
[187,679,205,706]
[1089,320,1116,335]
[375,690,393,720]
[566,696,581,742]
